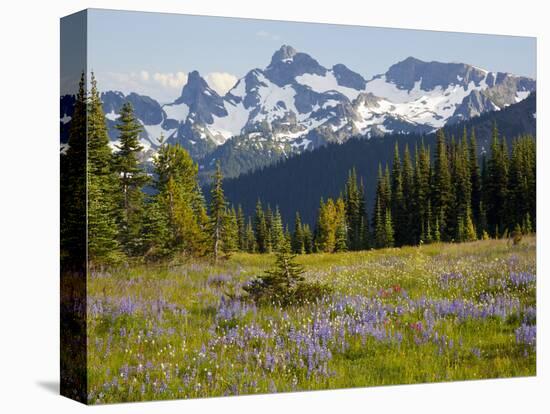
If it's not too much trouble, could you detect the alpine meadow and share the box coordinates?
[60,10,536,405]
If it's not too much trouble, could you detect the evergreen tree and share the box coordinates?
[433,215,441,243]
[390,143,405,246]
[222,206,239,258]
[141,195,171,260]
[236,205,246,251]
[468,128,482,231]
[384,208,395,248]
[486,124,509,237]
[463,206,477,242]
[114,102,149,255]
[433,129,452,240]
[61,73,87,263]
[302,224,313,254]
[254,200,268,253]
[153,139,209,257]
[508,136,536,232]
[335,217,348,252]
[401,144,415,244]
[359,178,370,249]
[413,142,431,244]
[244,238,305,304]
[87,73,121,263]
[384,164,392,212]
[284,224,293,247]
[271,206,285,252]
[372,164,390,229]
[245,217,256,253]
[344,168,364,250]
[291,212,305,254]
[265,205,274,253]
[451,132,473,242]
[374,198,386,248]
[425,200,433,243]
[210,161,227,262]
[315,198,342,253]
[480,154,489,235]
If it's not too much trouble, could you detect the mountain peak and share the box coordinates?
[265,45,326,85]
[174,70,224,109]
[271,45,298,63]
[400,56,424,65]
[185,70,208,88]
[386,57,488,91]
[181,70,214,94]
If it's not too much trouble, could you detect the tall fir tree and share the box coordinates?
[384,208,395,248]
[334,198,348,252]
[433,129,452,241]
[271,206,285,252]
[245,217,257,253]
[61,73,87,263]
[114,102,149,255]
[236,205,246,251]
[265,205,274,253]
[468,128,482,232]
[374,198,385,248]
[344,168,364,250]
[451,131,473,241]
[486,123,509,237]
[254,200,268,253]
[401,144,415,245]
[359,177,370,249]
[291,212,305,254]
[221,206,239,258]
[413,142,431,244]
[210,161,227,262]
[87,73,121,263]
[153,140,209,257]
[390,143,405,246]
[315,198,342,253]
[508,136,536,232]
[302,224,313,254]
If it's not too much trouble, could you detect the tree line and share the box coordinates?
[61,75,536,265]
[310,128,535,252]
[245,127,535,254]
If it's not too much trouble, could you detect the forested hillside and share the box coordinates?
[220,93,536,226]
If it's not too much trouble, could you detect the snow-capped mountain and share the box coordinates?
[60,45,535,175]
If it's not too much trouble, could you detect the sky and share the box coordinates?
[73,8,536,103]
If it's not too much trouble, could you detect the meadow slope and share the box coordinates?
[87,237,536,403]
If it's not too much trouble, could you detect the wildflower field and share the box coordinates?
[87,236,536,403]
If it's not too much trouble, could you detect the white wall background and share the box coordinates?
[0,1,546,413]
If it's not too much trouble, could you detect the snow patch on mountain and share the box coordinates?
[516,90,531,102]
[141,121,177,146]
[252,73,298,123]
[296,71,362,101]
[105,110,120,121]
[163,102,189,122]
[208,101,250,143]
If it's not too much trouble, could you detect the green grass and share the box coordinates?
[87,236,536,403]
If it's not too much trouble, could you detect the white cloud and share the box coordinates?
[95,70,238,102]
[140,70,150,81]
[96,71,188,103]
[205,72,238,95]
[256,30,281,41]
[152,71,188,89]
